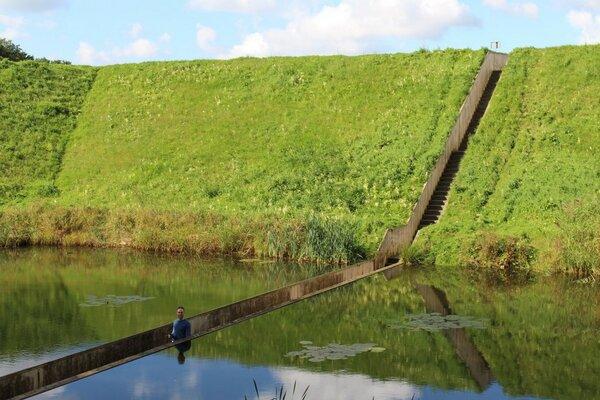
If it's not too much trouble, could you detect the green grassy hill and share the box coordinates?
[1,45,597,271]
[416,45,600,276]
[0,60,96,205]
[0,49,485,263]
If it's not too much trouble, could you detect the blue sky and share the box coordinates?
[0,0,598,65]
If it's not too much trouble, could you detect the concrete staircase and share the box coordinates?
[418,70,502,230]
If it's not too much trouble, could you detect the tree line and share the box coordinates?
[0,38,70,64]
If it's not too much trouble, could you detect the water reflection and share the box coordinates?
[416,284,493,391]
[36,352,543,400]
[3,249,599,399]
[0,247,326,375]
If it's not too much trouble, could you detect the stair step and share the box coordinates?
[424,208,441,214]
[443,168,459,174]
[429,200,446,205]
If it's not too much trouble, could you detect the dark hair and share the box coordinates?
[177,306,185,311]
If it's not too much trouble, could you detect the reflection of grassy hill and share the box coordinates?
[0,255,94,354]
[0,60,96,206]
[417,45,600,275]
[189,269,600,400]
[0,248,317,354]
[416,268,600,400]
[0,50,485,262]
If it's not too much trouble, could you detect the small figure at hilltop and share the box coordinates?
[169,306,191,362]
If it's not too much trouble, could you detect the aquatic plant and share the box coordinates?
[285,341,385,363]
[245,379,310,400]
[79,294,154,307]
[387,313,488,332]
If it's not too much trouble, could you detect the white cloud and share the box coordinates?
[579,0,600,9]
[0,13,24,39]
[77,38,160,65]
[0,0,66,12]
[568,10,600,43]
[159,32,172,44]
[555,0,600,11]
[76,41,110,64]
[483,0,539,19]
[225,0,475,58]
[37,19,57,30]
[188,0,276,13]
[118,38,158,57]
[129,22,143,38]
[196,24,216,51]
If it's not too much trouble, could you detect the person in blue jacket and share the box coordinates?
[169,306,191,341]
[169,306,191,361]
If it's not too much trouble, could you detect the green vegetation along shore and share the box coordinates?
[416,45,599,278]
[0,45,598,275]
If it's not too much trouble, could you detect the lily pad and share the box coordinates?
[387,313,488,332]
[80,294,154,307]
[370,347,386,353]
[285,342,383,363]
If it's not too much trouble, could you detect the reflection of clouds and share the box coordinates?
[184,368,199,389]
[36,386,66,399]
[272,368,420,400]
[28,353,528,400]
[133,379,155,398]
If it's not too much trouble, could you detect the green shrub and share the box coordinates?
[399,243,435,267]
[555,198,600,280]
[467,233,536,285]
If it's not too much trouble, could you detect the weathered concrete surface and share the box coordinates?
[416,284,493,390]
[0,259,400,399]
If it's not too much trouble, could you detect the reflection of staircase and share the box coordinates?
[416,284,494,390]
[418,71,502,230]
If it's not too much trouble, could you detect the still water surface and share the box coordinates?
[1,248,598,399]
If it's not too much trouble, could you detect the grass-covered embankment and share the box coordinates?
[416,45,600,277]
[0,60,96,205]
[1,50,486,263]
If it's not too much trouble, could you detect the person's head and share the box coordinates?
[177,351,186,365]
[176,306,185,320]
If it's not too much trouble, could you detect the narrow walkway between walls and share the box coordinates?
[419,71,502,229]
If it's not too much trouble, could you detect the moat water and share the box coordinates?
[0,248,598,399]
